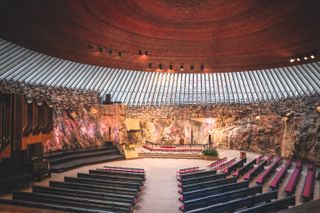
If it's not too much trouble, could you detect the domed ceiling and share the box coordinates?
[0,0,319,72]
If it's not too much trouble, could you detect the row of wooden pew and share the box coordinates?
[0,166,145,213]
[239,156,317,201]
[176,156,304,212]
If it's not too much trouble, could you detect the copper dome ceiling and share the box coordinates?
[0,0,319,73]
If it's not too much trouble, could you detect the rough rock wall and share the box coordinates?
[127,96,320,164]
[44,104,127,153]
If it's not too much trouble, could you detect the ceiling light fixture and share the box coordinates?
[159,64,162,69]
[108,49,113,55]
[290,59,295,63]
[304,56,308,60]
[296,58,301,62]
[311,55,315,59]
[180,65,184,71]
[118,52,122,57]
[148,63,152,68]
[138,50,142,55]
[200,64,205,71]
[190,65,194,70]
[169,64,173,70]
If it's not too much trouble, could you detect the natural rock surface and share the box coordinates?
[127,95,320,165]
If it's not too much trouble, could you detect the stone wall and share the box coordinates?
[127,96,320,165]
[44,104,127,153]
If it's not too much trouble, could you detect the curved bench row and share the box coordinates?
[0,166,145,213]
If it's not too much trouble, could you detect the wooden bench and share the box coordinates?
[78,173,144,185]
[32,185,136,205]
[0,172,33,193]
[179,173,226,187]
[226,158,246,175]
[96,168,146,180]
[243,160,267,181]
[207,157,227,169]
[12,191,132,213]
[285,161,302,195]
[0,198,113,213]
[256,157,282,184]
[180,170,217,181]
[269,159,292,189]
[301,164,316,201]
[180,177,237,193]
[177,167,205,179]
[49,181,139,197]
[103,166,145,174]
[89,170,145,182]
[216,158,236,172]
[232,158,256,178]
[234,196,295,213]
[64,176,141,190]
[185,190,278,213]
[180,181,249,202]
[180,186,262,212]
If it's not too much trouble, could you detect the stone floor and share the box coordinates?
[0,148,319,213]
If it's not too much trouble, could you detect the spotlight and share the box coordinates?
[311,55,315,59]
[118,52,122,57]
[200,64,205,70]
[98,47,103,53]
[180,65,184,71]
[169,64,173,70]
[296,58,301,62]
[145,51,148,55]
[290,59,295,63]
[190,65,194,70]
[108,49,113,55]
[304,56,308,60]
[138,50,142,55]
[159,64,162,69]
[148,63,152,68]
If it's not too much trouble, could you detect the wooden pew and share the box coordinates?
[285,161,302,195]
[64,176,141,191]
[32,185,136,205]
[216,158,236,172]
[89,170,145,182]
[179,173,227,187]
[77,173,144,185]
[179,170,217,181]
[180,186,262,212]
[234,196,295,213]
[301,164,316,201]
[49,181,138,197]
[256,157,282,184]
[12,191,132,213]
[96,168,145,181]
[185,190,278,213]
[243,160,267,181]
[269,159,292,189]
[226,158,246,175]
[177,167,205,180]
[232,158,256,178]
[255,155,264,164]
[0,198,112,213]
[103,166,145,173]
[180,177,237,193]
[207,157,227,169]
[180,181,249,202]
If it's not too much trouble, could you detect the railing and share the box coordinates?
[145,141,210,150]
